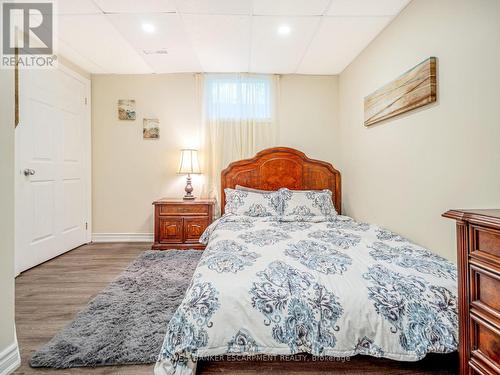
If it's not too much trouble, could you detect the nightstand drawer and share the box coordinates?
[159,203,209,216]
[184,217,209,243]
[158,217,183,243]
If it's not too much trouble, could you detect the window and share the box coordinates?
[204,75,272,121]
[201,74,279,205]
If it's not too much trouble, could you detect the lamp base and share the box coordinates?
[183,174,195,200]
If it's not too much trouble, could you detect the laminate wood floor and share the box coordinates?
[15,243,458,375]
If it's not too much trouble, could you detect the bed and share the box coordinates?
[155,147,458,375]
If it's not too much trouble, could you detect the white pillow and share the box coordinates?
[279,188,337,219]
[224,188,281,217]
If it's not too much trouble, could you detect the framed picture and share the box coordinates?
[143,118,159,139]
[118,99,136,120]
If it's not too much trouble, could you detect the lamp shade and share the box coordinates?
[178,149,201,174]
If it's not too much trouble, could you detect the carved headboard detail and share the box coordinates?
[221,147,341,214]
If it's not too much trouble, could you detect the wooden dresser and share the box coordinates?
[443,209,500,375]
[152,199,215,250]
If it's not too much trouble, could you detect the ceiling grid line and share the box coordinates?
[89,0,105,14]
[172,0,204,72]
[247,0,255,73]
[293,0,334,74]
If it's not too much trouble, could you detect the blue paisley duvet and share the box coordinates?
[155,215,458,375]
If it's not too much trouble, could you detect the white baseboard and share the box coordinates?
[0,341,20,375]
[92,233,154,243]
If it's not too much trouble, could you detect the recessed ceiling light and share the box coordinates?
[277,24,291,36]
[142,23,155,33]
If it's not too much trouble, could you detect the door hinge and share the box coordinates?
[85,222,88,230]
[84,97,88,105]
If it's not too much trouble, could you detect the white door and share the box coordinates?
[15,65,91,274]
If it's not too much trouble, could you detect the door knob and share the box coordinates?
[23,169,35,176]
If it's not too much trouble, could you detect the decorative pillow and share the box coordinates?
[224,188,281,217]
[279,188,337,219]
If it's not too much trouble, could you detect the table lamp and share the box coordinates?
[178,149,201,200]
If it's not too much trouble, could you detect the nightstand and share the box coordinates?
[152,198,215,250]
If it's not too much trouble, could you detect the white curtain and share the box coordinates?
[199,73,279,211]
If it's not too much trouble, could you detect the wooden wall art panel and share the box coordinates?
[364,57,437,126]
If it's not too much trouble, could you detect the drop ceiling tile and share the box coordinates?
[252,0,330,16]
[183,15,250,72]
[58,15,152,74]
[57,38,107,73]
[177,0,252,15]
[93,0,176,14]
[297,16,391,74]
[250,16,320,74]
[56,0,102,15]
[106,13,201,73]
[138,54,196,73]
[55,0,411,74]
[327,0,410,16]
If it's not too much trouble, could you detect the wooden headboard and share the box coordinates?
[221,147,341,214]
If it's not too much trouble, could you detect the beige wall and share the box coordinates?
[279,75,339,163]
[92,74,201,235]
[0,69,16,359]
[338,0,500,261]
[91,74,339,234]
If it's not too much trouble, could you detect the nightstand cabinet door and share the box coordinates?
[184,217,209,243]
[158,217,183,243]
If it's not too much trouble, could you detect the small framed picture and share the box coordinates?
[143,118,159,139]
[118,99,136,120]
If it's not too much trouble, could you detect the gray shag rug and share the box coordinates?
[30,250,202,368]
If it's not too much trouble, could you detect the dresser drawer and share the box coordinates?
[184,217,209,243]
[470,263,500,319]
[470,312,500,374]
[470,358,495,375]
[158,217,183,243]
[470,225,500,264]
[159,203,209,216]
